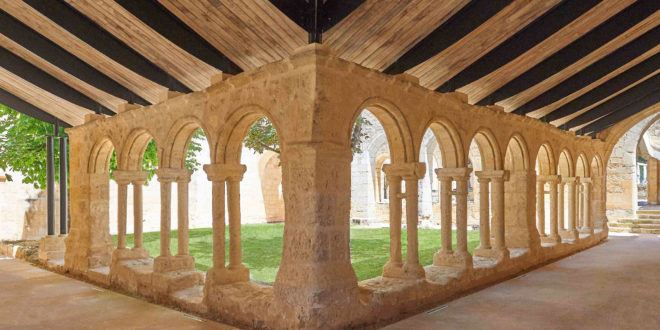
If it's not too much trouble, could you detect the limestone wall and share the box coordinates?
[0,171,50,240]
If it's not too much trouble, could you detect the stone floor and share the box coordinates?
[0,256,234,330]
[386,234,660,329]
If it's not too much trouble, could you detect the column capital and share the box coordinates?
[435,167,472,181]
[382,162,426,179]
[580,177,592,184]
[155,168,193,183]
[475,169,509,181]
[562,176,579,184]
[203,163,247,182]
[113,170,147,185]
[537,174,561,183]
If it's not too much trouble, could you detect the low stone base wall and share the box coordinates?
[0,240,39,263]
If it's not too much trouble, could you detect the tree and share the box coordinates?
[0,105,204,188]
[243,115,372,155]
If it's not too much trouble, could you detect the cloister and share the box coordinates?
[0,1,659,329]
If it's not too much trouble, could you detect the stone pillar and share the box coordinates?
[401,163,426,279]
[116,178,129,250]
[577,183,583,228]
[558,181,565,232]
[475,176,491,251]
[435,173,453,258]
[648,157,658,204]
[226,166,249,279]
[382,166,403,278]
[176,171,193,256]
[536,179,546,237]
[111,171,149,261]
[474,170,509,260]
[564,177,579,240]
[433,167,472,268]
[130,172,148,253]
[539,175,561,243]
[580,178,594,234]
[504,171,540,249]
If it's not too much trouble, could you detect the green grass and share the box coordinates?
[115,224,480,282]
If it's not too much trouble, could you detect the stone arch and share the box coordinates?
[576,153,590,178]
[374,154,391,202]
[591,154,603,177]
[88,138,115,174]
[558,149,574,177]
[504,134,530,172]
[162,116,212,169]
[424,118,464,168]
[468,128,502,170]
[352,98,414,163]
[535,143,555,175]
[257,151,285,222]
[120,128,158,171]
[215,105,282,164]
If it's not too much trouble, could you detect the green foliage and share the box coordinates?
[243,115,372,155]
[116,225,480,282]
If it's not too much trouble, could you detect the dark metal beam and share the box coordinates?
[384,0,513,75]
[114,0,242,74]
[47,127,55,236]
[0,10,149,106]
[543,52,660,122]
[0,88,65,126]
[436,0,599,93]
[478,0,660,106]
[22,0,190,93]
[59,136,68,235]
[516,26,660,116]
[580,90,660,135]
[565,73,660,129]
[0,46,112,114]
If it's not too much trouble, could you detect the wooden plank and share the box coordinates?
[457,0,634,104]
[498,10,660,112]
[408,0,560,90]
[0,66,91,126]
[0,33,126,112]
[0,0,166,104]
[325,0,470,71]
[159,0,307,70]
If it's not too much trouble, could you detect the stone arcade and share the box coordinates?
[59,45,608,328]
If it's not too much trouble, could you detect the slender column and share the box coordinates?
[59,136,68,235]
[116,179,129,249]
[437,174,453,254]
[581,179,593,234]
[158,178,172,256]
[176,171,193,256]
[382,169,403,277]
[476,177,491,250]
[538,175,561,243]
[454,172,471,258]
[210,180,226,268]
[577,183,583,228]
[558,182,565,231]
[491,174,507,253]
[46,134,55,236]
[132,176,147,249]
[227,174,245,269]
[536,180,546,237]
[402,163,426,278]
[566,177,579,240]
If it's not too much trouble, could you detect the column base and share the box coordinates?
[433,250,473,269]
[111,247,150,262]
[152,255,204,302]
[560,230,580,241]
[39,235,66,263]
[403,261,426,279]
[541,234,562,244]
[382,260,405,278]
[153,254,196,273]
[474,247,509,261]
[579,226,594,235]
[205,265,251,285]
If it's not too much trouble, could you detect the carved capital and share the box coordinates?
[475,170,509,181]
[382,162,426,179]
[203,163,247,182]
[155,168,193,183]
[435,167,472,181]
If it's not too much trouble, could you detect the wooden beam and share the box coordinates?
[0,87,63,125]
[581,93,660,134]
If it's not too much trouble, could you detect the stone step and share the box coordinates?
[636,214,660,220]
[160,269,205,295]
[609,227,660,234]
[88,266,110,286]
[609,222,660,229]
[170,285,207,314]
[616,218,660,224]
[635,210,660,216]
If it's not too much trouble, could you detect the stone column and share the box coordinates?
[539,175,561,243]
[577,183,583,229]
[536,179,546,237]
[580,178,593,234]
[475,170,509,260]
[115,177,130,250]
[226,165,249,280]
[476,176,491,251]
[454,171,472,266]
[157,175,173,257]
[558,181,565,232]
[382,165,403,278]
[648,157,658,204]
[176,171,193,256]
[565,177,579,240]
[131,172,148,252]
[434,172,453,260]
[402,163,426,279]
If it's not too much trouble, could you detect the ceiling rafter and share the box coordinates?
[0,87,64,126]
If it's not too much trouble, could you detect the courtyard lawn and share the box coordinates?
[116,224,480,283]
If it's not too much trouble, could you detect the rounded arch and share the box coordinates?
[350,97,414,163]
[576,153,590,177]
[216,105,282,164]
[536,143,555,175]
[591,154,603,177]
[504,134,530,172]
[162,116,212,169]
[120,128,158,171]
[558,149,575,177]
[467,128,502,170]
[88,138,115,174]
[424,118,464,168]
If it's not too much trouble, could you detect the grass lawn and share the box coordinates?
[116,224,480,282]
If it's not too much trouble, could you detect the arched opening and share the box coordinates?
[576,154,590,231]
[88,138,118,256]
[558,149,578,240]
[504,135,534,248]
[535,144,556,242]
[591,155,604,229]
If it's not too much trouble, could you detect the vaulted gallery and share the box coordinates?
[0,1,658,329]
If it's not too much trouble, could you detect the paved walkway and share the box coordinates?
[387,234,660,329]
[0,257,233,330]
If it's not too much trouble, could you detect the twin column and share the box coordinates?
[154,168,193,257]
[381,163,426,279]
[114,170,148,252]
[473,170,510,260]
[537,175,561,244]
[562,177,580,240]
[203,163,250,284]
[433,167,472,268]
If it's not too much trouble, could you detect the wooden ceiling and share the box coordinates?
[0,0,657,135]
